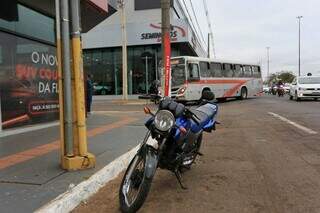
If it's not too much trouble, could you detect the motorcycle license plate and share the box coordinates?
[146,136,158,149]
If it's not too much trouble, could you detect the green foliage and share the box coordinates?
[266,71,296,85]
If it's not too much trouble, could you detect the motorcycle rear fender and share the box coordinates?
[203,119,215,132]
[144,146,158,179]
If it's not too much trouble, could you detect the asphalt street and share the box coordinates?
[75,95,320,213]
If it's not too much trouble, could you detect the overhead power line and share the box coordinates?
[180,0,207,49]
[202,0,216,58]
[189,0,207,47]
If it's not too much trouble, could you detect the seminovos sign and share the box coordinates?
[140,23,187,43]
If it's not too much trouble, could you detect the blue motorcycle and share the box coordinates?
[119,91,218,213]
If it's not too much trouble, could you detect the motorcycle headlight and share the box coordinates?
[154,110,175,132]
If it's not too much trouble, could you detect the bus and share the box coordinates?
[170,56,263,101]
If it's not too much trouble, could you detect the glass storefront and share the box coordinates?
[0,31,58,129]
[0,2,57,129]
[84,44,187,95]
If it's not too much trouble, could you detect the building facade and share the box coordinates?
[82,0,207,95]
[0,0,112,129]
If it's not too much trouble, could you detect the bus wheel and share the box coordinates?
[201,89,211,100]
[238,87,247,100]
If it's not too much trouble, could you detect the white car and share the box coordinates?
[289,76,320,101]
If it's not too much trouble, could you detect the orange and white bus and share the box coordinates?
[170,56,263,101]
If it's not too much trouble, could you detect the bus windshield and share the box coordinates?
[171,64,186,87]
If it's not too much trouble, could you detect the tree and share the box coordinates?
[266,71,296,85]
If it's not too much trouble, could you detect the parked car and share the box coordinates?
[289,76,320,101]
[93,82,112,95]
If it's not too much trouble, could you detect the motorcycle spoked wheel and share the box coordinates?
[119,154,152,213]
[181,133,203,169]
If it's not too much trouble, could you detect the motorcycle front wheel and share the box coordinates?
[119,154,152,213]
[182,133,203,169]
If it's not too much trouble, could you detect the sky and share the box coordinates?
[186,0,320,78]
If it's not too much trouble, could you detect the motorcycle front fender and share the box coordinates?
[144,146,158,179]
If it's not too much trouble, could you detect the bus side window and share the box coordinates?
[188,63,200,80]
[211,62,222,77]
[199,61,210,77]
[252,66,261,78]
[234,64,242,77]
[243,65,252,77]
[223,63,233,77]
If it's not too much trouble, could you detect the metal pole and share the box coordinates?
[70,0,89,157]
[266,47,270,80]
[297,16,303,76]
[207,33,210,58]
[161,0,171,97]
[118,0,128,100]
[55,0,65,161]
[145,57,149,94]
[61,0,73,156]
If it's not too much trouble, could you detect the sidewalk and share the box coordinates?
[0,102,149,213]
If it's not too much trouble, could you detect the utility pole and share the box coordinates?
[297,16,303,76]
[161,0,171,97]
[266,47,270,80]
[207,33,211,58]
[60,0,73,157]
[57,0,95,170]
[118,0,128,100]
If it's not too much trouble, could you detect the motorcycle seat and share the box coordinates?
[191,104,217,127]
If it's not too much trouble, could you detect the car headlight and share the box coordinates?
[154,110,175,132]
[298,87,306,91]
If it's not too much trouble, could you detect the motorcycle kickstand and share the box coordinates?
[197,151,204,156]
[174,170,188,190]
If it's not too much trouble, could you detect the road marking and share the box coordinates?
[268,112,318,135]
[0,117,137,170]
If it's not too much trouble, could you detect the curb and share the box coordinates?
[35,145,140,213]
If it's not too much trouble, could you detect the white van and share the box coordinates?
[289,76,320,101]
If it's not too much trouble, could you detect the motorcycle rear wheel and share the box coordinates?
[119,154,152,213]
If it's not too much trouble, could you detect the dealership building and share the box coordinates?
[82,0,207,95]
[0,0,113,129]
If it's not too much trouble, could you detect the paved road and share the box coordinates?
[75,95,320,213]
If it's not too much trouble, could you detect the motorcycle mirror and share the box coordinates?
[144,106,152,115]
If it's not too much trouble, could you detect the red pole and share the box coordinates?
[161,0,171,97]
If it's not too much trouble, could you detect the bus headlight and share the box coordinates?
[154,110,175,132]
[177,86,187,95]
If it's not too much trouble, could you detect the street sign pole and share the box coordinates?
[145,57,149,94]
[118,0,128,100]
[161,0,171,97]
